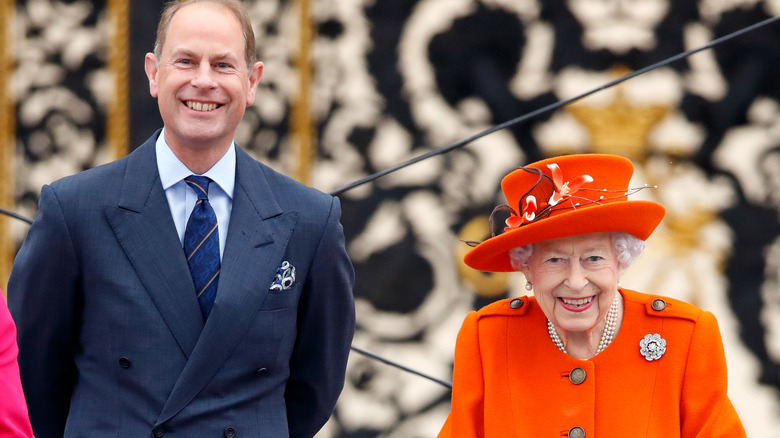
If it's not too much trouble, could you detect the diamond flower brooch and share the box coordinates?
[640,333,667,361]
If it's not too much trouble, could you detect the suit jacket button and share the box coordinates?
[651,299,666,311]
[224,427,236,438]
[152,426,165,437]
[119,357,131,369]
[568,367,586,385]
[568,426,585,438]
[256,367,269,377]
[509,298,524,309]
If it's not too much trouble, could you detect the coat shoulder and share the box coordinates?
[622,289,703,323]
[239,147,334,209]
[476,295,536,319]
[46,134,159,198]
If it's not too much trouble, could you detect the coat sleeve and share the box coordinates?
[284,196,355,438]
[7,185,79,438]
[438,311,484,438]
[0,294,33,438]
[679,311,746,437]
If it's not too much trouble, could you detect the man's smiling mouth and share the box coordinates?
[185,101,220,112]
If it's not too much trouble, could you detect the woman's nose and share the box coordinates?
[564,263,588,290]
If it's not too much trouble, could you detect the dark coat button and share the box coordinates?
[651,299,666,311]
[224,427,236,438]
[568,426,585,438]
[569,367,586,385]
[256,367,269,377]
[509,298,524,309]
[152,426,166,437]
[119,357,131,369]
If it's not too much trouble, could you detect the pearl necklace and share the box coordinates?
[547,294,620,355]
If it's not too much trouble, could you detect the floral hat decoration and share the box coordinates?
[463,154,665,272]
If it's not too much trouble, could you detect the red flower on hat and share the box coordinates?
[504,215,524,230]
[505,195,537,231]
[547,163,593,206]
[522,195,537,223]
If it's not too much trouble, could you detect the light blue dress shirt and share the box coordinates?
[155,129,234,259]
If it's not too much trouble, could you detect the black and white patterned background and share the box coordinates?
[7,0,780,436]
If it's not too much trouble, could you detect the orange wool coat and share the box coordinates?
[439,289,745,438]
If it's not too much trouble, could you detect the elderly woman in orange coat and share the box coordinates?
[439,154,745,438]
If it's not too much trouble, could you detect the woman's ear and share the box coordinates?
[521,266,533,285]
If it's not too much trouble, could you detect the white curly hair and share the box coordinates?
[508,232,646,273]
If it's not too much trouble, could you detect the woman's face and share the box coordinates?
[522,233,620,334]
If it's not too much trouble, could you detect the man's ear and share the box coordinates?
[245,61,264,106]
[144,53,160,98]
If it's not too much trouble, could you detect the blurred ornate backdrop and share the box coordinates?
[2,0,780,436]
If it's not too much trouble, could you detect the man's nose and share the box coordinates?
[191,64,218,88]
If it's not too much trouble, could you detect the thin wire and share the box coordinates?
[329,14,780,197]
[0,207,32,224]
[350,345,452,389]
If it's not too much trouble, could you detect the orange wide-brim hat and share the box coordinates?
[464,154,665,272]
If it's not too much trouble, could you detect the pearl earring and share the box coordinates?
[617,282,622,289]
[525,282,533,291]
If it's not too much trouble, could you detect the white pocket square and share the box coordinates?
[269,261,296,291]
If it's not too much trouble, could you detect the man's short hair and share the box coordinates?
[153,0,258,69]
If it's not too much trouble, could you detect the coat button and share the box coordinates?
[509,298,524,309]
[256,367,269,377]
[119,357,131,369]
[651,299,666,311]
[152,426,166,437]
[224,427,236,438]
[568,367,586,385]
[568,426,585,438]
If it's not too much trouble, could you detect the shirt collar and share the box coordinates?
[155,128,236,199]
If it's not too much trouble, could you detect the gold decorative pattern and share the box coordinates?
[568,66,669,161]
[107,0,130,161]
[291,0,314,185]
[0,0,14,295]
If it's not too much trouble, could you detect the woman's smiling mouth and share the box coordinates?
[559,296,595,311]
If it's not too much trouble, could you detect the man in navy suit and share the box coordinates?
[8,0,355,436]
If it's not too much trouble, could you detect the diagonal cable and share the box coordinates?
[329,14,780,197]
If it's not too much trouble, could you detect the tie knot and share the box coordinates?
[185,175,212,200]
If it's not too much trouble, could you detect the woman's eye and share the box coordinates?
[586,256,602,262]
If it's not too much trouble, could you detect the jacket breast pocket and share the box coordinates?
[259,283,301,311]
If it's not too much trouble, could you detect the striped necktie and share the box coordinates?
[183,175,220,320]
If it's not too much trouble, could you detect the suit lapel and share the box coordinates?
[104,135,204,358]
[158,146,298,423]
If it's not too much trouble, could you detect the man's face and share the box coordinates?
[144,3,262,155]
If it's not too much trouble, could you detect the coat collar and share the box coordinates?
[105,132,204,357]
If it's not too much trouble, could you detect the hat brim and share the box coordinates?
[463,201,665,272]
